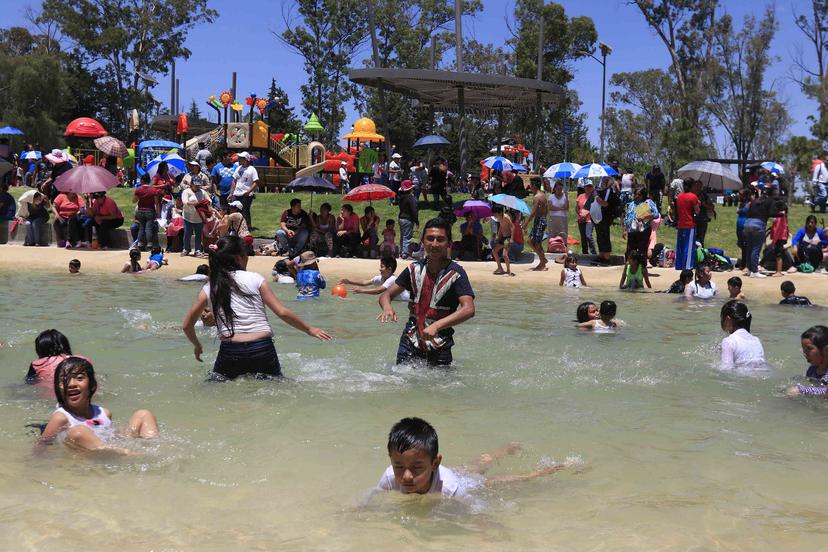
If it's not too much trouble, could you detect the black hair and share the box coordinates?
[679,269,694,284]
[801,325,828,349]
[208,236,250,338]
[129,249,141,272]
[385,218,394,226]
[781,280,796,295]
[320,202,331,212]
[492,204,504,214]
[682,178,694,192]
[140,173,150,183]
[198,142,205,148]
[529,176,541,189]
[342,203,354,214]
[150,246,162,255]
[35,329,72,358]
[806,214,818,226]
[290,198,301,208]
[53,356,97,408]
[274,259,289,275]
[422,217,452,242]
[69,259,81,269]
[599,300,617,318]
[387,417,439,460]
[381,256,397,273]
[727,276,742,289]
[364,205,375,215]
[628,250,645,264]
[195,264,210,276]
[157,161,168,175]
[576,301,596,323]
[720,300,752,332]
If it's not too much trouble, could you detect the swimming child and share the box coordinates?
[25,329,86,389]
[719,300,765,370]
[121,248,143,273]
[664,269,693,293]
[577,300,623,330]
[619,251,651,289]
[779,280,812,306]
[178,264,210,282]
[559,254,587,287]
[376,417,573,497]
[787,325,828,396]
[272,259,296,284]
[684,264,718,299]
[379,219,398,257]
[145,246,168,271]
[727,276,746,300]
[296,251,326,300]
[68,259,81,274]
[575,302,599,323]
[36,357,159,454]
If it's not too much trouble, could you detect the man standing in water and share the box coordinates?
[522,177,549,271]
[378,218,475,366]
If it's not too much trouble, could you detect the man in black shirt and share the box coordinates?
[275,198,310,256]
[429,159,450,208]
[779,280,813,306]
[645,164,665,210]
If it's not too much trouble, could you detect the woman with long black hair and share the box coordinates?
[183,236,331,380]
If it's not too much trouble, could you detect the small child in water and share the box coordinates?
[376,417,573,497]
[296,251,326,300]
[25,329,87,391]
[727,276,746,300]
[575,301,600,323]
[665,269,693,294]
[122,248,143,273]
[68,259,81,274]
[36,357,159,454]
[787,325,828,397]
[559,255,587,287]
[779,280,812,306]
[577,300,623,330]
[719,300,765,370]
[145,246,168,271]
[272,259,295,284]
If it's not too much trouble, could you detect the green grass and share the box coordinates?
[10,187,813,257]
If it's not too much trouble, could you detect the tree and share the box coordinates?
[37,0,217,136]
[791,0,828,143]
[187,99,202,121]
[266,78,301,135]
[277,0,369,148]
[780,135,823,185]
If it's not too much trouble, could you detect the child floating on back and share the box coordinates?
[145,246,168,271]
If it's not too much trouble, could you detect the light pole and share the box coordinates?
[579,42,612,163]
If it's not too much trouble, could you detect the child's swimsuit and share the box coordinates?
[563,267,582,288]
[797,365,828,395]
[147,252,164,268]
[625,265,644,289]
[54,404,113,440]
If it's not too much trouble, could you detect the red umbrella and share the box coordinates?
[64,117,108,138]
[54,165,119,194]
[343,183,395,202]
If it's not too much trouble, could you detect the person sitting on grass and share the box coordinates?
[577,300,623,330]
[619,250,651,290]
[664,269,693,294]
[296,251,326,300]
[727,276,746,300]
[339,257,410,301]
[779,280,812,306]
[275,198,310,257]
[335,204,361,258]
[376,417,574,498]
[379,219,398,258]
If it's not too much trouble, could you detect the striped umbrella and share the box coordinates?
[146,153,186,178]
[573,163,618,179]
[482,156,514,171]
[543,162,582,178]
[760,161,784,174]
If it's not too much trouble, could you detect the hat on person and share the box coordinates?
[188,160,200,168]
[399,179,414,191]
[341,160,347,165]
[237,151,250,160]
[584,181,594,188]
[298,251,319,267]
[392,153,402,159]
[228,200,243,210]
[45,149,67,164]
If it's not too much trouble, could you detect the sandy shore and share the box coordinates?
[4,244,828,304]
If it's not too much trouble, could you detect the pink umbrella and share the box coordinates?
[54,165,119,194]
[343,183,395,203]
[454,199,492,219]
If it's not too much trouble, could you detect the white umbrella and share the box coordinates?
[544,162,582,179]
[760,161,784,174]
[573,163,618,179]
[482,156,514,171]
[676,160,741,191]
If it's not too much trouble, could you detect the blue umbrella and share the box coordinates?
[413,135,450,148]
[21,150,42,160]
[543,162,582,178]
[760,161,784,174]
[483,156,514,171]
[573,163,618,179]
[145,153,186,178]
[510,162,528,172]
[0,126,24,135]
[488,193,531,215]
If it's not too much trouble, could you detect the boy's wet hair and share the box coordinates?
[679,269,694,283]
[576,301,596,323]
[195,264,210,276]
[53,357,97,407]
[387,417,439,460]
[802,325,828,349]
[720,300,752,332]
[781,280,796,295]
[35,329,72,358]
[274,259,289,274]
[599,300,617,318]
[69,259,81,269]
[727,276,742,289]
[381,256,397,273]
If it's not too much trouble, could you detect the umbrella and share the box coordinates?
[675,160,741,191]
[760,161,784,174]
[94,136,128,158]
[64,117,108,138]
[483,156,514,171]
[146,153,186,178]
[0,126,24,135]
[413,135,450,148]
[454,200,492,219]
[488,193,531,215]
[54,165,119,194]
[286,175,337,209]
[510,162,528,173]
[343,183,395,203]
[573,163,618,178]
[544,162,582,179]
[21,150,42,160]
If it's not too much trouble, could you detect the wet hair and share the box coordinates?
[679,269,694,284]
[195,264,210,276]
[385,218,394,227]
[207,236,251,338]
[695,264,711,279]
[387,417,439,460]
[599,300,617,318]
[720,300,752,332]
[628,250,645,265]
[290,198,301,208]
[129,249,141,272]
[564,254,577,267]
[274,259,290,275]
[781,280,796,295]
[69,259,81,270]
[150,246,162,255]
[35,329,72,358]
[422,217,452,242]
[727,276,742,289]
[576,302,597,323]
[53,357,97,408]
[801,325,828,349]
[381,256,397,273]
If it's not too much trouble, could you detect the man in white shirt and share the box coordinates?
[337,257,410,301]
[388,152,402,192]
[811,153,828,213]
[339,161,349,193]
[195,142,211,172]
[229,151,259,227]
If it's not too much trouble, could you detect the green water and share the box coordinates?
[1,270,826,550]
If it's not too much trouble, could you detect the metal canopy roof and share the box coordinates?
[348,68,565,113]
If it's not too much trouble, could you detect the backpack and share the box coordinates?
[663,248,676,268]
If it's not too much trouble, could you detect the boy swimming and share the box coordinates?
[68,259,81,274]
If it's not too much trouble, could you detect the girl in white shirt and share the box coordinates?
[183,236,332,381]
[685,264,719,299]
[719,300,765,370]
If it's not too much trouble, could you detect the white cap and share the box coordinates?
[237,151,250,160]
[392,153,402,159]
[228,200,243,209]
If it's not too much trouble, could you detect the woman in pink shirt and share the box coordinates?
[87,192,124,249]
[52,191,85,248]
[335,203,361,257]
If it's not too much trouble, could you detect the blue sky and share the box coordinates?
[6,0,819,150]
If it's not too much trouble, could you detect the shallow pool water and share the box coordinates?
[1,270,826,551]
